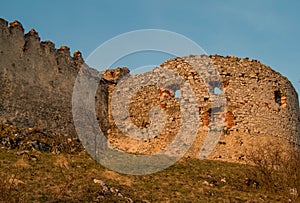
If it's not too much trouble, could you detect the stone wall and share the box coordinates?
[102,55,300,161]
[208,55,299,141]
[0,18,84,136]
[0,18,299,161]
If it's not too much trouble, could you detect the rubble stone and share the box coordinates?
[0,18,298,163]
[102,55,300,161]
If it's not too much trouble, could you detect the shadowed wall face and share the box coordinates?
[0,19,83,136]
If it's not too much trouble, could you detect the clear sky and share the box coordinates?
[1,0,299,98]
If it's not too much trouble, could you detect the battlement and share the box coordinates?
[0,18,83,64]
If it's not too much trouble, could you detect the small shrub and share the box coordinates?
[246,142,300,201]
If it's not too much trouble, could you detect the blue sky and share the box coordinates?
[1,0,300,98]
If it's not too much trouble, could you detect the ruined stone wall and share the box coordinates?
[103,55,300,161]
[208,55,299,141]
[0,19,84,136]
[161,55,299,142]
[0,18,299,161]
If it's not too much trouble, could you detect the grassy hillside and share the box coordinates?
[0,147,298,202]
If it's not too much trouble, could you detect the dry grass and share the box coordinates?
[246,142,300,201]
[0,147,297,202]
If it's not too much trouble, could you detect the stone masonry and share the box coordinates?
[102,55,300,161]
[0,19,107,142]
[0,18,299,161]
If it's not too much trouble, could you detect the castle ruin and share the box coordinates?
[0,18,299,161]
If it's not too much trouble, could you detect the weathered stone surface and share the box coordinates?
[0,18,298,162]
[104,55,300,161]
[0,18,107,139]
[0,124,83,153]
